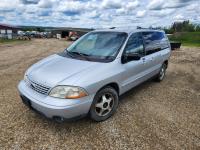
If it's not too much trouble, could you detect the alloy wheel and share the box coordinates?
[159,66,166,80]
[95,93,114,117]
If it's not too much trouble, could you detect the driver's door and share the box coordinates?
[120,32,147,93]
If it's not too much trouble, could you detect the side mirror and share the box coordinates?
[122,53,141,63]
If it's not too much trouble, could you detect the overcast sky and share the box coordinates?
[0,0,199,28]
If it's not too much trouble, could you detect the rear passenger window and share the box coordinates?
[124,33,144,56]
[142,32,169,55]
[143,32,164,42]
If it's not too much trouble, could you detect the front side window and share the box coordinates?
[66,32,128,62]
[124,32,144,56]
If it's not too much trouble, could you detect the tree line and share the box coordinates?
[163,20,200,34]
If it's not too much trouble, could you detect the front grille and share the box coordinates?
[25,77,51,95]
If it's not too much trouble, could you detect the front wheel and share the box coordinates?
[155,63,167,82]
[89,86,119,122]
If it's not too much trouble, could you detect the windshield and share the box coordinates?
[66,32,127,62]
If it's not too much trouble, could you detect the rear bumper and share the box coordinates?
[18,80,94,120]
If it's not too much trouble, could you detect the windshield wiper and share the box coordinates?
[67,51,91,60]
[70,51,90,57]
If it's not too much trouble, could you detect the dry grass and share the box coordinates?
[0,39,200,149]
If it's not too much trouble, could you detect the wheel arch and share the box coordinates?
[163,60,168,68]
[98,82,120,95]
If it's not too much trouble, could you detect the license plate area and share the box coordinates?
[20,95,32,108]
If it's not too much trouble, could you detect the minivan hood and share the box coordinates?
[27,54,99,87]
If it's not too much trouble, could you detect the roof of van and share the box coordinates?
[93,28,164,34]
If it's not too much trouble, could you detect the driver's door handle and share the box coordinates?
[142,57,146,63]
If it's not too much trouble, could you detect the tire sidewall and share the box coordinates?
[89,86,119,122]
[159,63,167,81]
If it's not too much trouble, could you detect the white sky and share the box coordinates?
[0,0,199,28]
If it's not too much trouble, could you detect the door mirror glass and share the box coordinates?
[122,53,141,63]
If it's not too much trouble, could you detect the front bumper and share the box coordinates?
[18,80,95,120]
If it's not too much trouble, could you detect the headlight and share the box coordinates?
[49,86,88,99]
[24,74,28,83]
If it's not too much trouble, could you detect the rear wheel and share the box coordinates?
[89,86,119,122]
[155,63,167,82]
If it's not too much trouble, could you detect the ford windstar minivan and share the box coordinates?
[18,28,171,122]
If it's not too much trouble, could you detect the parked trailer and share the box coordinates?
[170,41,181,50]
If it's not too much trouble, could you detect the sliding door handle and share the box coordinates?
[150,57,154,61]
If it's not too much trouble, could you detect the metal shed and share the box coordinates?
[0,24,20,39]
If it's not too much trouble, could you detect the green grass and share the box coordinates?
[168,32,200,47]
[0,39,28,45]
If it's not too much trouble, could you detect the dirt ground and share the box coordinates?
[0,39,199,150]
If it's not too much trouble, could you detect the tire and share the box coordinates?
[155,63,167,82]
[89,86,119,122]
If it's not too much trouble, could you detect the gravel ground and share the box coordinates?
[0,39,199,150]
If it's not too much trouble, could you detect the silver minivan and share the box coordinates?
[18,28,171,122]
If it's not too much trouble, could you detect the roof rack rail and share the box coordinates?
[137,26,161,30]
